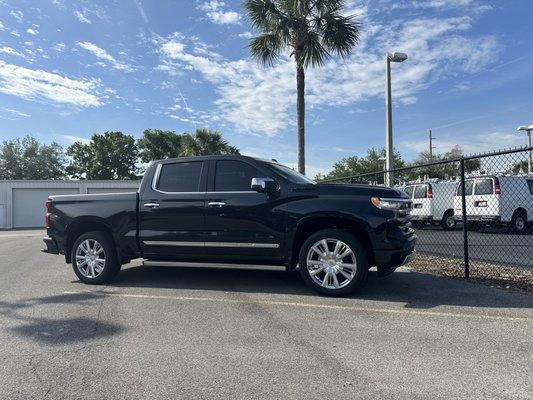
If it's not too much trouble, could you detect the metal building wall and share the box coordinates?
[0,180,140,229]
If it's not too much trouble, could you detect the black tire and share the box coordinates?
[411,221,425,230]
[298,229,368,296]
[440,210,457,230]
[71,231,121,284]
[510,210,527,235]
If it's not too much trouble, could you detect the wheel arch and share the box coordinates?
[65,217,115,263]
[290,214,374,269]
[512,207,527,218]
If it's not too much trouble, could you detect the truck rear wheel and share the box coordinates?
[440,210,457,230]
[299,229,368,296]
[71,231,121,284]
[510,210,527,234]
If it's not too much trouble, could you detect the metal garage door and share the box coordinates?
[12,188,79,228]
[87,187,138,194]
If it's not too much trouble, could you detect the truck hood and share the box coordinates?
[296,183,407,198]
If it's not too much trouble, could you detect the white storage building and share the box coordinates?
[0,180,140,229]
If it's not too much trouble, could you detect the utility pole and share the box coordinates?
[428,130,436,160]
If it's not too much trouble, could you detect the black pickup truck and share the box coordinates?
[43,155,415,295]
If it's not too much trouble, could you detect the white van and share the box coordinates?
[403,181,457,230]
[453,175,533,233]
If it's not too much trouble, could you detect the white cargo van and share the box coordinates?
[403,181,457,230]
[453,175,533,233]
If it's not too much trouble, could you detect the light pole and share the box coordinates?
[517,124,533,174]
[379,156,387,185]
[385,52,408,187]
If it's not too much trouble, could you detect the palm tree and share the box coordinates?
[245,0,360,174]
[180,128,240,156]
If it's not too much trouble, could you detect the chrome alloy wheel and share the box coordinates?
[75,239,106,278]
[306,239,357,289]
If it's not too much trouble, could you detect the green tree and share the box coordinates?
[407,146,481,180]
[315,148,404,183]
[66,131,139,179]
[137,129,183,163]
[0,135,66,179]
[513,160,529,174]
[180,128,239,156]
[245,0,360,174]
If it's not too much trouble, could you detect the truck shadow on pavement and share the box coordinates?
[0,291,125,346]
[110,264,533,310]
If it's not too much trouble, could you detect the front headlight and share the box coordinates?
[371,197,411,212]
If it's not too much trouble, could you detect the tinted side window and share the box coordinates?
[474,179,493,195]
[413,185,427,199]
[528,179,533,195]
[215,160,261,192]
[157,162,203,192]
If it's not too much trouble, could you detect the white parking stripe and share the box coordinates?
[0,232,43,238]
[63,291,533,322]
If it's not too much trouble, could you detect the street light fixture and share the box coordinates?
[385,52,408,187]
[517,124,533,174]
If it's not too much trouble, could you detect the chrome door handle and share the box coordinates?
[208,202,226,207]
[143,202,160,208]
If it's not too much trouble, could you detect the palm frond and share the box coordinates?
[319,13,360,58]
[301,31,328,67]
[248,33,284,66]
[244,0,286,31]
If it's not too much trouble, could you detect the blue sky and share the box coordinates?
[0,0,532,176]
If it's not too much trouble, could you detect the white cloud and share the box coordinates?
[0,20,4,30]
[55,134,91,145]
[9,10,23,23]
[0,46,25,58]
[198,1,241,25]
[26,28,38,35]
[1,107,30,117]
[0,61,103,107]
[52,42,67,52]
[74,10,91,24]
[77,41,135,72]
[386,0,492,14]
[238,31,253,39]
[133,0,148,23]
[157,12,499,137]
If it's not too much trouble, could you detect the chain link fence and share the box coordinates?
[324,147,533,291]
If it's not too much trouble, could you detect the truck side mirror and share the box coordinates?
[251,177,278,193]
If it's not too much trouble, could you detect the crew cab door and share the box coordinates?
[138,160,207,259]
[203,159,284,263]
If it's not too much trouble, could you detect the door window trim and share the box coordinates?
[151,161,206,194]
[208,159,275,193]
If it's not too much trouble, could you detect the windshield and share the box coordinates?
[267,163,315,184]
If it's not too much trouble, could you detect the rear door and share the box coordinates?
[203,159,284,263]
[454,179,474,216]
[412,184,431,218]
[138,160,207,259]
[472,177,499,218]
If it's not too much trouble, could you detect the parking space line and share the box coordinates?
[63,291,533,322]
[0,233,43,238]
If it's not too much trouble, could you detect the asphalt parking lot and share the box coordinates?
[1,231,532,399]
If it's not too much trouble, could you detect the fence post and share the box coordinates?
[459,158,470,278]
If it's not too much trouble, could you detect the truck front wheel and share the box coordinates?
[71,231,121,284]
[299,229,368,296]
